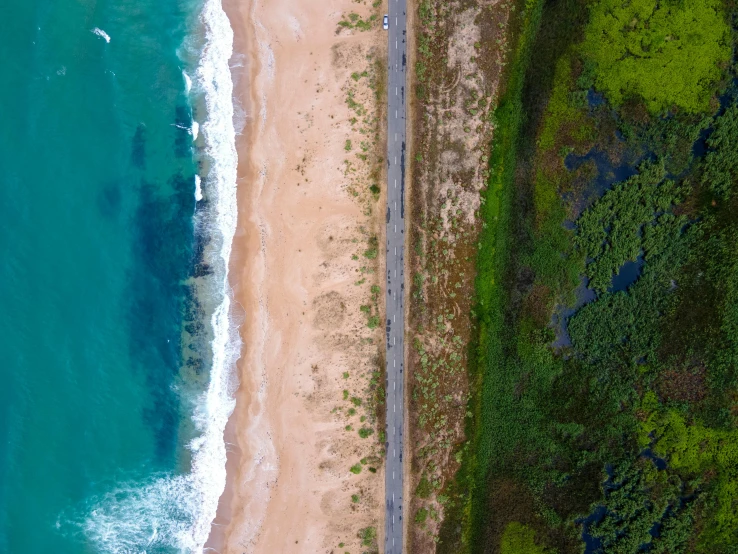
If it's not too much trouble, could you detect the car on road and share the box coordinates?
[383,14,389,30]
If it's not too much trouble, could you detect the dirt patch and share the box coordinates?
[313,291,348,330]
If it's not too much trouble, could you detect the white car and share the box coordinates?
[383,14,389,30]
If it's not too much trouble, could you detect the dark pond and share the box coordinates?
[641,447,668,471]
[609,255,644,293]
[578,505,606,553]
[587,89,606,108]
[565,148,639,201]
[551,276,597,348]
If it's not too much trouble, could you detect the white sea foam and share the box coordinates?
[195,175,203,201]
[186,0,241,548]
[192,121,199,141]
[183,71,193,95]
[78,1,240,552]
[92,28,111,43]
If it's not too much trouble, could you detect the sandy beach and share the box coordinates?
[206,0,388,551]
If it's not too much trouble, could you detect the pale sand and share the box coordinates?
[207,0,387,552]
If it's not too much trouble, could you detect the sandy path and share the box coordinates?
[207,0,387,552]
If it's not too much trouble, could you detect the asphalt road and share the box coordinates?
[384,0,407,552]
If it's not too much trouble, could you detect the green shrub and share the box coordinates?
[415,507,429,524]
[358,526,377,546]
[416,475,432,499]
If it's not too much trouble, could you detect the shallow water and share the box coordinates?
[0,0,238,551]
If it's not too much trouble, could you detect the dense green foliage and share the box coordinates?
[575,161,688,294]
[703,105,738,198]
[443,0,738,552]
[588,460,695,553]
[581,0,731,113]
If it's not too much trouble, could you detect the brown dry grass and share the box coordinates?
[406,0,514,550]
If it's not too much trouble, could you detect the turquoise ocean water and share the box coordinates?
[0,0,239,552]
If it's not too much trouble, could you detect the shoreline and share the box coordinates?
[206,0,270,549]
[208,0,388,552]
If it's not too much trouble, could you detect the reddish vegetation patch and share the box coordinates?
[523,284,554,327]
[657,367,707,403]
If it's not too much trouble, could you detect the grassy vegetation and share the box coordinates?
[500,522,550,554]
[337,12,379,32]
[433,0,738,552]
[438,0,551,550]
